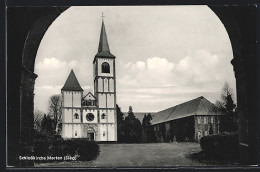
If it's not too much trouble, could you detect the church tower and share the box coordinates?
[93,18,117,141]
[61,70,83,138]
[61,16,117,141]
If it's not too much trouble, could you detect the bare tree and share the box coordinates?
[34,109,44,132]
[48,94,62,134]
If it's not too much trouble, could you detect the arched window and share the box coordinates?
[75,131,77,136]
[101,113,106,119]
[198,117,201,124]
[86,113,95,121]
[198,131,201,139]
[211,117,214,123]
[102,62,110,73]
[204,117,207,124]
[74,113,79,119]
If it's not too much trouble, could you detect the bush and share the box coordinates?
[200,132,238,159]
[75,139,100,161]
[34,137,100,162]
[34,138,51,157]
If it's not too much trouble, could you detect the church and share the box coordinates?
[61,19,117,141]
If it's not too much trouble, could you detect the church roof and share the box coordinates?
[98,20,110,53]
[95,20,115,59]
[151,96,221,125]
[61,70,83,91]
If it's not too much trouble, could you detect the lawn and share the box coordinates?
[36,142,208,167]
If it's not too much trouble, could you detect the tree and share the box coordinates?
[215,82,238,132]
[41,114,55,136]
[34,109,44,132]
[48,94,62,134]
[142,113,155,142]
[120,106,142,143]
[116,104,125,142]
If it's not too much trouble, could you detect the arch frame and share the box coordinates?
[6,5,258,166]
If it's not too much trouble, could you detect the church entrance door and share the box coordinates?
[87,132,94,140]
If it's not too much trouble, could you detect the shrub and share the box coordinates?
[34,138,51,157]
[34,137,100,162]
[75,139,100,161]
[200,132,238,159]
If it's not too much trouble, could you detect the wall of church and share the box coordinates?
[63,124,72,138]
[108,124,115,141]
[108,110,115,123]
[82,109,98,123]
[98,78,103,92]
[104,78,108,92]
[107,94,114,108]
[109,78,114,92]
[85,93,95,100]
[73,92,81,107]
[73,124,82,138]
[98,94,106,108]
[99,124,107,141]
[63,109,72,123]
[97,58,114,77]
[64,92,72,107]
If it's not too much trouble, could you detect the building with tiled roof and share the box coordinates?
[151,96,223,142]
[61,18,117,141]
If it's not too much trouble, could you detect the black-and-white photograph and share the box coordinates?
[6,4,259,168]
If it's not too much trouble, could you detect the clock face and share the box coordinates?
[86,113,94,121]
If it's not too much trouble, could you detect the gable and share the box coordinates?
[84,92,96,100]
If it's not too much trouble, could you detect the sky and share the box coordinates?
[34,6,236,113]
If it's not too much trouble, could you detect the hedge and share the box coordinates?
[34,136,100,162]
[200,132,239,159]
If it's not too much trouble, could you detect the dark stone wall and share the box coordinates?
[7,7,46,166]
[194,115,221,141]
[7,7,68,166]
[153,116,195,142]
[210,5,257,164]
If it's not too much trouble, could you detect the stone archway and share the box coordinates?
[7,6,257,166]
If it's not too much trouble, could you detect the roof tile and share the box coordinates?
[61,70,83,91]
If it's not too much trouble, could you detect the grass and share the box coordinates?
[35,142,238,167]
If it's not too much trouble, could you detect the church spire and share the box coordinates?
[98,14,110,53]
[61,70,83,91]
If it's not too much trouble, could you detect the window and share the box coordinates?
[74,113,79,119]
[101,113,106,119]
[211,117,214,123]
[198,117,201,124]
[75,131,77,136]
[86,100,92,106]
[198,131,201,139]
[204,117,207,124]
[86,113,95,121]
[102,62,110,73]
[103,131,106,137]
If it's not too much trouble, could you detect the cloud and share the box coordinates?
[175,49,226,85]
[120,49,230,89]
[116,49,236,112]
[120,57,175,87]
[35,57,92,87]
